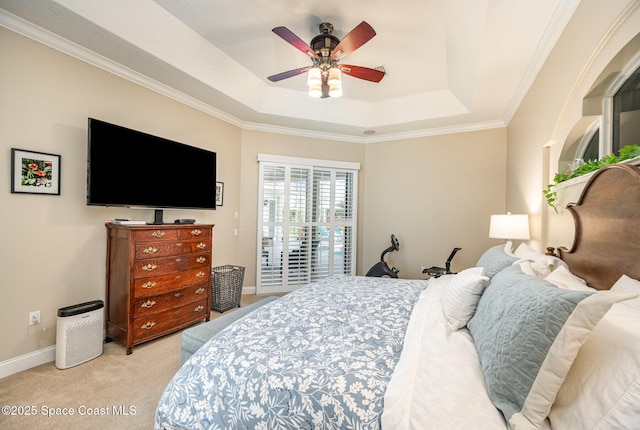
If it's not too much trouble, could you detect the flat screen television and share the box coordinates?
[87,118,216,223]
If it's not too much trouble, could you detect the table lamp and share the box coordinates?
[489,212,530,254]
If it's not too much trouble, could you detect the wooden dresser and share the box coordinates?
[105,223,214,354]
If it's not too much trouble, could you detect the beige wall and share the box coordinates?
[0,28,243,363]
[507,0,640,250]
[361,129,507,279]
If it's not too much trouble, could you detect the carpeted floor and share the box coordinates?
[0,295,267,430]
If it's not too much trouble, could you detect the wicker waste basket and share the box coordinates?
[211,265,245,312]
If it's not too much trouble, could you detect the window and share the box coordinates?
[612,66,640,155]
[257,155,358,294]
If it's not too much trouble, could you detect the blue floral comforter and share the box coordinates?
[155,275,427,430]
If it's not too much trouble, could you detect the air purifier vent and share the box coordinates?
[56,300,104,369]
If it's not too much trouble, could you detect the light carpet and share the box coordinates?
[0,295,266,430]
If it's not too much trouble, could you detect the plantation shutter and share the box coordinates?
[257,155,359,294]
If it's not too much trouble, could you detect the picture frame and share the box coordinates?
[215,181,224,207]
[11,148,61,195]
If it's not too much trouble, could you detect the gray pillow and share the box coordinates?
[475,245,519,278]
[467,265,629,428]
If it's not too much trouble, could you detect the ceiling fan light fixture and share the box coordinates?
[328,67,342,86]
[307,68,321,87]
[308,83,322,98]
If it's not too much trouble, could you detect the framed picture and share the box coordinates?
[11,148,61,195]
[215,181,224,207]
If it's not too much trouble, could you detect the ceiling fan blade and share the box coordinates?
[330,21,376,60]
[268,66,312,82]
[272,26,319,59]
[338,65,385,83]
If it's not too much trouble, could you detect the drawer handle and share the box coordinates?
[174,293,182,298]
[196,271,206,278]
[176,243,182,247]
[195,287,205,294]
[151,231,165,238]
[194,305,205,312]
[175,275,181,280]
[141,281,157,289]
[143,246,159,254]
[174,310,181,315]
[197,242,207,250]
[191,229,202,236]
[175,258,182,262]
[196,256,206,264]
[142,263,158,271]
[141,321,156,330]
[141,300,156,309]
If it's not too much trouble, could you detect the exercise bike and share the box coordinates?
[422,247,462,277]
[366,234,400,278]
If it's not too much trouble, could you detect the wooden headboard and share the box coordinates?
[557,164,640,290]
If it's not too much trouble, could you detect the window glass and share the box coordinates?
[612,66,640,155]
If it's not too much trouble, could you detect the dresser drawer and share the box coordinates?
[132,229,179,242]
[134,239,211,260]
[133,298,208,343]
[178,227,211,240]
[133,284,208,316]
[133,267,210,297]
[133,253,210,278]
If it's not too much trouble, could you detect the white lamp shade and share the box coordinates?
[329,82,342,97]
[489,213,530,240]
[328,67,341,85]
[308,83,322,98]
[307,68,321,87]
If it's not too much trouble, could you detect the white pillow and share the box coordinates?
[514,243,568,278]
[544,266,596,292]
[549,300,640,429]
[441,267,489,330]
[611,274,640,310]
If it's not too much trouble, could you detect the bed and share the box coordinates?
[155,164,640,430]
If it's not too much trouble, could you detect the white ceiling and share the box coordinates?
[0,0,579,142]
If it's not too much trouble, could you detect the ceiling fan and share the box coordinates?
[268,21,385,98]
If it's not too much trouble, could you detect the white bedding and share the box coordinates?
[382,275,507,429]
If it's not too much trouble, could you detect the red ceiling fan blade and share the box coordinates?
[268,66,312,82]
[272,26,319,59]
[330,21,376,60]
[338,65,385,83]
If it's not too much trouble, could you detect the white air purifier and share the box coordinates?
[56,300,104,369]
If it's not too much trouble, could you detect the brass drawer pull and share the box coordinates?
[191,229,202,236]
[151,231,165,238]
[175,275,181,280]
[175,258,182,262]
[197,242,207,250]
[143,246,159,254]
[174,293,182,297]
[196,256,206,264]
[141,300,156,309]
[195,271,206,278]
[141,321,156,330]
[142,263,158,271]
[194,305,205,312]
[195,287,205,294]
[176,243,182,247]
[174,310,181,315]
[141,281,157,289]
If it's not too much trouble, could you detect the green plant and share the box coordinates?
[543,144,640,212]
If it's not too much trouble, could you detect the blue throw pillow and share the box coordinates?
[475,245,519,278]
[467,265,631,428]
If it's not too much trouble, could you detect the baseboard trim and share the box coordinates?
[1,290,259,379]
[0,345,56,379]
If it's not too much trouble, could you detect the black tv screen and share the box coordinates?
[87,118,216,216]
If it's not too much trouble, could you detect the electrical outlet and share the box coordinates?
[29,310,40,326]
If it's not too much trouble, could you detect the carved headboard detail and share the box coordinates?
[557,163,640,290]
